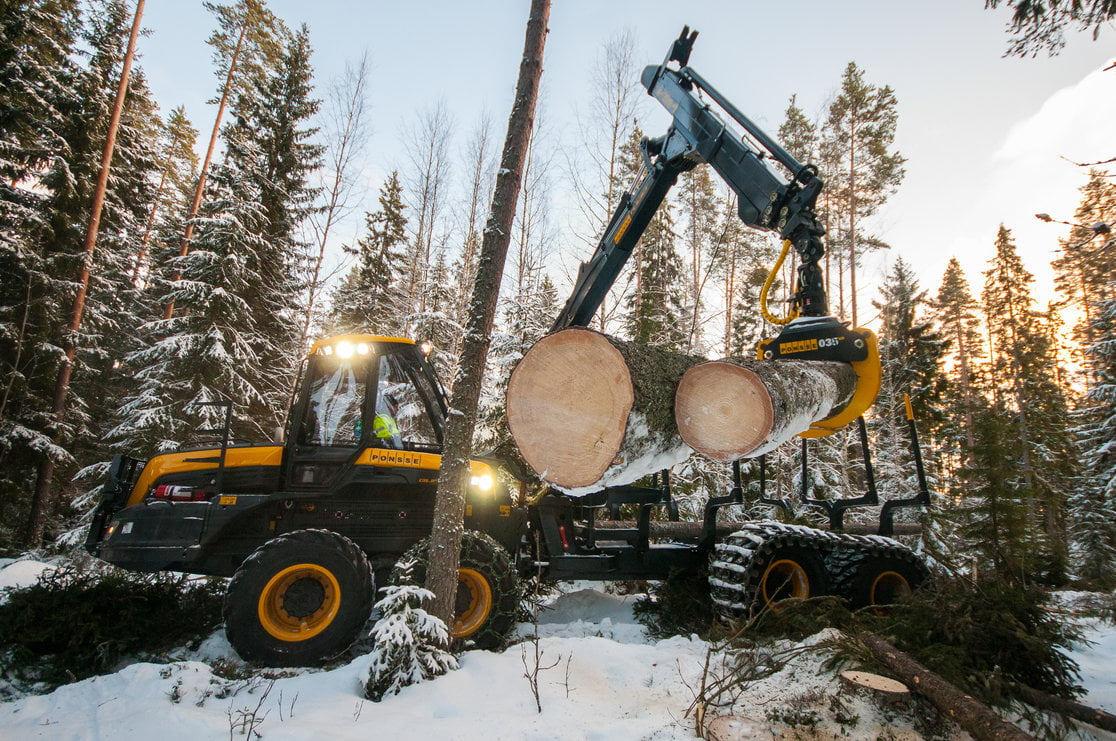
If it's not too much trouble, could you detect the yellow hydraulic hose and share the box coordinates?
[759,239,799,326]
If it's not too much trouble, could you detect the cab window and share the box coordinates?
[374,353,441,450]
[298,358,367,447]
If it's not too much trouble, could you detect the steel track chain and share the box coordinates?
[708,521,921,617]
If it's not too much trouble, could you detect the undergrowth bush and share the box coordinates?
[0,563,224,689]
[632,566,721,639]
[864,575,1083,704]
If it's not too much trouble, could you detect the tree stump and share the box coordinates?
[840,670,910,705]
[675,359,857,461]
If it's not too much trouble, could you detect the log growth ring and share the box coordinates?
[506,328,635,488]
[674,361,774,461]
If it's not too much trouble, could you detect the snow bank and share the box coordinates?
[0,559,54,603]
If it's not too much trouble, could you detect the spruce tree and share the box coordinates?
[1051,170,1116,387]
[623,196,686,351]
[329,172,408,336]
[932,258,983,476]
[871,258,947,496]
[113,15,316,452]
[980,225,1074,582]
[0,0,82,540]
[1074,290,1116,587]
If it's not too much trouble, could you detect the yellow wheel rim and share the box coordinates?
[452,568,493,638]
[760,558,810,611]
[869,570,911,607]
[258,563,341,642]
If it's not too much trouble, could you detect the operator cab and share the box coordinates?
[285,335,447,488]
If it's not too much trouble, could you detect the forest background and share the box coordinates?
[1,0,1115,592]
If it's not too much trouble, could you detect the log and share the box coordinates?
[593,520,923,538]
[506,328,702,491]
[1011,681,1116,733]
[858,631,1036,741]
[675,359,857,461]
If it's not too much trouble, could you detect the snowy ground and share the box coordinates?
[0,561,1114,741]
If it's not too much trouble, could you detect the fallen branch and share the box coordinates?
[857,631,1035,741]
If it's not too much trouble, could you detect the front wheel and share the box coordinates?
[224,529,375,666]
[392,531,518,649]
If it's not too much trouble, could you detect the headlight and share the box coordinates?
[470,474,494,492]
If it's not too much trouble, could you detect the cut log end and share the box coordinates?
[506,328,634,489]
[840,670,911,702]
[675,361,773,461]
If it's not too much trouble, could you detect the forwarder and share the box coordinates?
[87,28,929,666]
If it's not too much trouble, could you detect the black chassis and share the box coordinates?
[86,450,527,583]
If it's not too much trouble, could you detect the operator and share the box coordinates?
[373,391,403,449]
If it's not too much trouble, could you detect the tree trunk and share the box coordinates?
[424,0,550,634]
[675,358,855,461]
[506,328,857,490]
[1011,682,1116,733]
[858,632,1036,741]
[506,327,701,491]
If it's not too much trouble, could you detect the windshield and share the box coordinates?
[297,357,367,447]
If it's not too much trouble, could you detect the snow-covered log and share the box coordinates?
[506,328,701,491]
[674,358,856,461]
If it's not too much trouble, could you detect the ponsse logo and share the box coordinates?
[779,338,818,354]
[365,450,425,467]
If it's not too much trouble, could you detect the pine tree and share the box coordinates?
[329,172,408,336]
[822,62,904,326]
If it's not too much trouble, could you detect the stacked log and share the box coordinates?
[506,328,857,492]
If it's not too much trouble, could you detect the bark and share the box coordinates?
[675,358,856,461]
[858,632,1036,741]
[424,0,550,633]
[1011,682,1116,733]
[506,327,701,490]
[507,329,856,489]
[593,520,922,538]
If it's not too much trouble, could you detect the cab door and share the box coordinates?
[283,350,372,491]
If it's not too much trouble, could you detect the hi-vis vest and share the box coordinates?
[373,413,400,439]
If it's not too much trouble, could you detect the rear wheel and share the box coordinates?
[392,531,518,649]
[833,555,925,610]
[224,529,374,666]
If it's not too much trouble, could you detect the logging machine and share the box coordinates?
[85,28,929,668]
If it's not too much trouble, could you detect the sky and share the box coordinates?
[134,0,1116,317]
